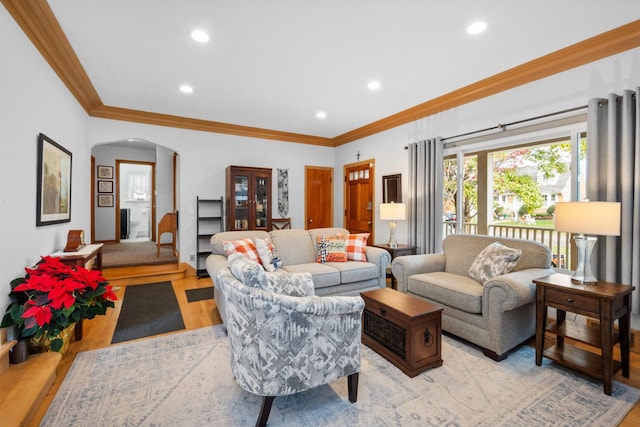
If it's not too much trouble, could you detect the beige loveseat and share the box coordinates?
[391,234,554,360]
[206,227,391,325]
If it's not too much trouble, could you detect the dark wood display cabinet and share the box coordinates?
[226,166,272,231]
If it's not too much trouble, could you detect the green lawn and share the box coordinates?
[492,219,555,228]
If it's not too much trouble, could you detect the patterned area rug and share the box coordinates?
[42,326,640,426]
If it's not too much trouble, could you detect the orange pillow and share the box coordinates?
[223,238,261,264]
[316,235,347,263]
[342,233,369,261]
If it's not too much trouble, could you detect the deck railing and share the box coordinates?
[444,221,573,269]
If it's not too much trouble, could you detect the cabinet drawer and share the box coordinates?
[546,288,600,315]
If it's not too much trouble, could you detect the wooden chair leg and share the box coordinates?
[256,395,275,427]
[347,372,359,403]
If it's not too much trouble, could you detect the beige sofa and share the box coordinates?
[391,234,554,360]
[206,227,391,325]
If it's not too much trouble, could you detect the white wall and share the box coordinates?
[335,47,640,247]
[87,118,336,266]
[1,7,91,314]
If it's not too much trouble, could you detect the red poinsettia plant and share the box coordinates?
[1,256,117,351]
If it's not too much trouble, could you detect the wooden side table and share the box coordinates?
[361,288,442,377]
[372,243,416,289]
[533,273,635,395]
[49,243,104,270]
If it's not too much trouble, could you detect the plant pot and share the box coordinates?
[9,340,29,364]
[28,323,76,355]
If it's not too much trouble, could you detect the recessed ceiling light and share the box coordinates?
[368,80,381,90]
[191,30,210,43]
[316,111,327,119]
[467,21,488,35]
[179,85,194,94]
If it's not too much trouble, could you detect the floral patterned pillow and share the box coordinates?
[468,242,522,285]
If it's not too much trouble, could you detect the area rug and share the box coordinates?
[43,326,639,426]
[185,286,215,302]
[111,281,185,344]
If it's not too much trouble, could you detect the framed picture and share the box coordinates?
[382,174,402,203]
[97,180,113,193]
[97,165,113,179]
[97,194,114,207]
[36,133,72,226]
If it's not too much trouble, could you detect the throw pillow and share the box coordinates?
[227,253,268,288]
[263,269,314,296]
[223,238,261,264]
[316,235,347,263]
[468,242,522,284]
[255,237,282,272]
[342,233,370,261]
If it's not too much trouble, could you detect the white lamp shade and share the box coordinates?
[554,201,621,236]
[380,203,406,221]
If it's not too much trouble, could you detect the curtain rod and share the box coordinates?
[404,104,587,149]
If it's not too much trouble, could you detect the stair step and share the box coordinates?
[103,262,189,286]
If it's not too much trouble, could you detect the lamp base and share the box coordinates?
[571,235,598,285]
[387,220,398,248]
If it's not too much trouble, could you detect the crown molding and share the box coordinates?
[3,0,639,148]
[91,105,335,146]
[333,19,640,146]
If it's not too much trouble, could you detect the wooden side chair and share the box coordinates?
[156,212,177,257]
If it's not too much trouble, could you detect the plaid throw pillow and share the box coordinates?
[223,238,261,264]
[342,233,369,261]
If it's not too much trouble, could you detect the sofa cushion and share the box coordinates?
[282,263,341,289]
[269,229,317,265]
[342,233,369,261]
[316,235,347,263]
[325,261,378,284]
[223,238,261,263]
[408,271,483,314]
[468,242,522,284]
[442,234,551,276]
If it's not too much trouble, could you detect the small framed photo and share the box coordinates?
[97,194,114,207]
[97,180,113,193]
[97,165,113,179]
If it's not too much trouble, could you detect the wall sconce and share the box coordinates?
[380,202,406,248]
[554,201,621,284]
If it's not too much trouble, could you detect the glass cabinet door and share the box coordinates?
[254,175,268,229]
[233,174,249,229]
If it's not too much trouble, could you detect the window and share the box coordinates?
[443,124,587,270]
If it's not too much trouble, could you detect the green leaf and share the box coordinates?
[50,337,63,352]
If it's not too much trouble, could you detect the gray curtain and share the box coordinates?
[586,88,640,314]
[408,138,444,254]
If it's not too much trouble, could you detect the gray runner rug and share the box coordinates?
[111,281,185,344]
[44,325,640,426]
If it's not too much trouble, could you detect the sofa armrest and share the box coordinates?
[483,267,556,312]
[364,246,392,284]
[205,253,228,279]
[391,253,446,293]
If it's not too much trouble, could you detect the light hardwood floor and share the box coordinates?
[26,266,640,426]
[27,265,221,427]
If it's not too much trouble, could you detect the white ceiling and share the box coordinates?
[47,0,640,139]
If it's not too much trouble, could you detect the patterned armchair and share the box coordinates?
[216,254,365,427]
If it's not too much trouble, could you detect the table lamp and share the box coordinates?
[554,201,621,284]
[380,202,406,248]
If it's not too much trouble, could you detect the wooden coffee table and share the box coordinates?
[361,288,443,377]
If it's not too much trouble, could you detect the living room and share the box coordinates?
[2,1,640,425]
